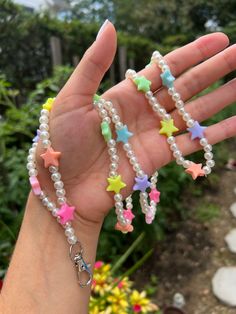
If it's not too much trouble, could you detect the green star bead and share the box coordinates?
[101,121,112,142]
[134,76,152,93]
[93,94,101,102]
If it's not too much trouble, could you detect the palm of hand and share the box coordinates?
[37,24,236,226]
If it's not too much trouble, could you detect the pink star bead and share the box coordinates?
[145,212,155,224]
[57,203,75,225]
[123,209,135,223]
[29,176,42,196]
[115,222,134,233]
[149,188,160,203]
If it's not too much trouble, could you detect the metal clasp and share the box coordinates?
[69,242,92,288]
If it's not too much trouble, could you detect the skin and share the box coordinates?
[0,22,236,313]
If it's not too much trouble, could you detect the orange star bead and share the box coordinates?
[115,222,134,234]
[40,147,61,168]
[185,162,205,180]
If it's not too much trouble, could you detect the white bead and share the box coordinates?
[49,166,58,173]
[108,148,117,155]
[39,116,49,124]
[158,59,166,67]
[96,102,103,110]
[103,116,111,124]
[130,157,137,165]
[27,155,34,162]
[115,201,123,209]
[114,194,122,201]
[115,207,123,215]
[42,197,50,206]
[109,170,117,177]
[149,97,157,106]
[115,122,123,130]
[54,181,64,189]
[150,183,156,189]
[65,227,74,237]
[203,166,211,175]
[183,113,191,121]
[111,155,119,163]
[67,235,77,245]
[173,150,182,158]
[137,170,145,178]
[99,109,107,118]
[158,108,166,116]
[29,169,37,176]
[168,87,176,96]
[41,109,49,116]
[172,93,181,101]
[51,172,61,181]
[145,91,153,99]
[42,139,51,148]
[112,115,120,123]
[110,108,117,115]
[40,131,49,140]
[26,162,35,170]
[123,143,131,151]
[176,157,185,165]
[127,150,134,158]
[206,160,215,168]
[110,163,118,171]
[152,51,162,58]
[63,222,72,229]
[52,208,59,217]
[29,148,36,154]
[178,108,186,115]
[170,143,178,151]
[167,136,175,144]
[187,119,195,128]
[56,189,66,197]
[118,216,127,226]
[183,160,191,168]
[204,152,213,160]
[58,197,66,205]
[163,114,171,121]
[125,69,136,79]
[105,101,112,110]
[39,123,49,131]
[176,100,184,109]
[200,138,208,146]
[133,163,141,172]
[140,192,148,198]
[39,191,46,199]
[32,143,37,148]
[152,104,160,112]
[108,139,116,148]
[47,202,56,211]
[204,144,212,152]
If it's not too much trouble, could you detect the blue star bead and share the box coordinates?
[187,121,207,140]
[116,125,133,144]
[133,175,151,192]
[161,69,175,88]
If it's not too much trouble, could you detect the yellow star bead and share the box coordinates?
[159,119,179,137]
[106,175,126,194]
[42,97,55,111]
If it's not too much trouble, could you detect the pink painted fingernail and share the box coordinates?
[96,19,109,40]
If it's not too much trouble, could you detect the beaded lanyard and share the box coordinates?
[27,98,92,287]
[94,97,160,232]
[126,54,214,180]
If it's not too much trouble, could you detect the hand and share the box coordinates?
[37,21,236,227]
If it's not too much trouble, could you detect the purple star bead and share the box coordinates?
[187,121,206,140]
[33,129,41,143]
[133,175,151,192]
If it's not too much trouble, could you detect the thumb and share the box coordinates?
[59,20,117,103]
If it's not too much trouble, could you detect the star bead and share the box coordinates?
[101,121,112,142]
[33,129,41,143]
[40,147,61,168]
[107,175,126,194]
[134,76,152,93]
[93,94,101,102]
[187,121,207,140]
[29,176,42,195]
[133,175,151,192]
[145,212,155,224]
[149,188,160,203]
[116,125,133,144]
[123,208,135,222]
[42,97,55,111]
[159,119,179,137]
[57,203,76,225]
[115,222,134,233]
[185,162,205,180]
[161,69,175,88]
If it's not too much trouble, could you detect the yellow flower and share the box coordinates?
[92,262,113,296]
[130,290,158,313]
[42,97,55,111]
[113,276,132,292]
[107,286,129,313]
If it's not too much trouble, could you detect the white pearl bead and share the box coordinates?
[130,157,137,165]
[145,91,153,99]
[27,155,34,162]
[149,97,156,106]
[115,201,123,209]
[52,208,59,217]
[187,119,195,128]
[110,163,118,171]
[115,207,123,215]
[58,197,66,205]
[54,181,64,189]
[56,189,66,197]
[115,122,123,130]
[65,227,74,237]
[110,108,117,115]
[103,116,111,124]
[63,222,72,229]
[29,148,36,154]
[158,108,166,116]
[163,114,171,121]
[42,139,51,148]
[41,109,49,116]
[200,138,208,146]
[108,139,116,148]
[96,102,103,110]
[176,100,184,109]
[125,69,136,79]
[108,148,117,155]
[114,193,122,201]
[123,143,131,151]
[204,144,212,152]
[183,160,191,168]
[137,170,145,178]
[150,183,156,189]
[99,109,107,118]
[183,113,191,121]
[167,136,175,144]
[152,104,160,112]
[152,51,162,58]
[118,216,127,226]
[29,169,37,176]
[40,131,49,140]
[172,93,181,101]
[39,123,49,131]
[206,160,215,168]
[203,166,211,175]
[42,197,50,206]
[47,202,56,211]
[178,108,186,115]
[173,150,182,159]
[158,59,166,67]
[39,116,49,124]
[32,143,37,148]
[109,170,117,177]
[111,155,119,163]
[49,165,58,173]
[170,143,178,151]
[176,157,185,165]
[51,172,61,181]
[140,192,148,198]
[127,150,134,158]
[26,162,35,170]
[168,87,176,96]
[133,163,141,172]
[67,235,77,245]
[204,152,213,160]
[105,101,113,110]
[39,191,46,199]
[112,115,120,123]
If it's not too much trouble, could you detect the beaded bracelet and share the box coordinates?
[94,96,160,232]
[126,65,214,180]
[27,98,92,288]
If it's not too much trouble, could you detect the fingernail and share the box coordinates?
[96,19,109,40]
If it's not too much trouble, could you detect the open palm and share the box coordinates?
[37,22,236,226]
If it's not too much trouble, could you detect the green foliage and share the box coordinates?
[195,202,221,222]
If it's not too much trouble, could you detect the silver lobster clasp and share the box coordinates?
[69,242,92,288]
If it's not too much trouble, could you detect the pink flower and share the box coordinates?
[133,304,142,312]
[94,261,103,269]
